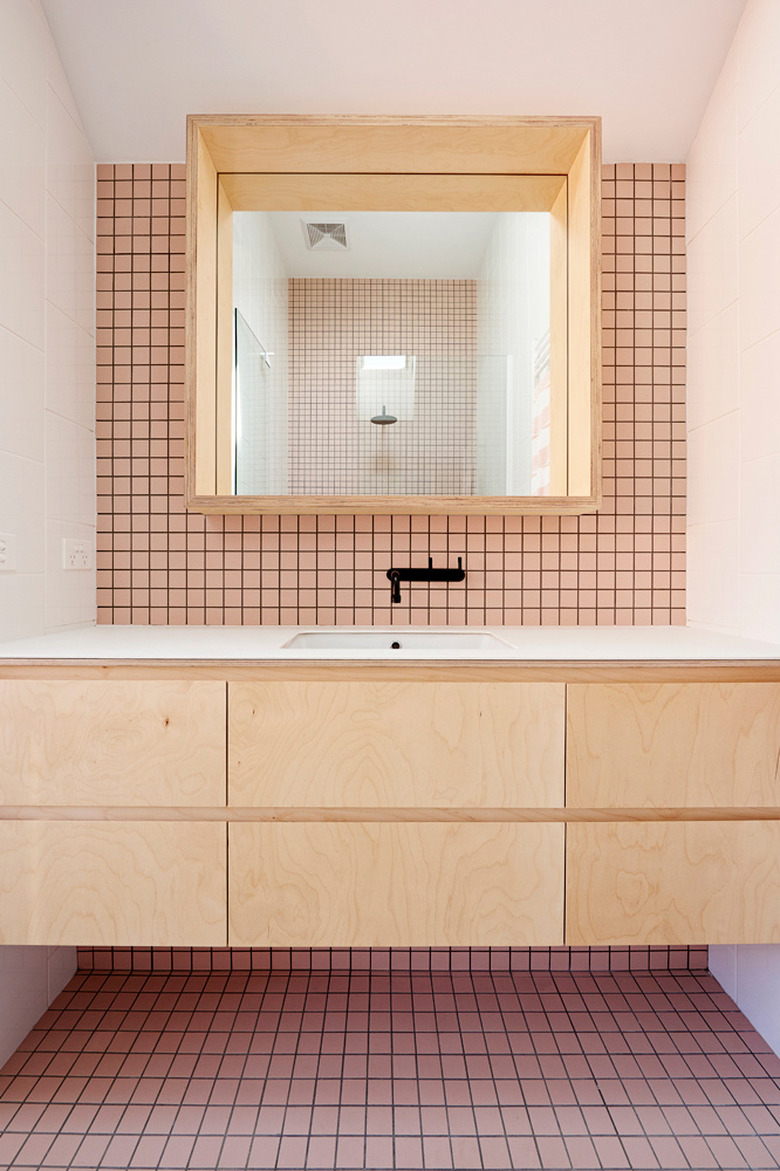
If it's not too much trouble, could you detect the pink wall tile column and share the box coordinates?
[95,163,686,626]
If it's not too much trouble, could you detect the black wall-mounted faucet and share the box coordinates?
[386,558,465,604]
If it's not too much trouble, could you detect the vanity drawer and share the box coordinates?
[566,820,780,945]
[229,821,564,947]
[567,683,780,807]
[229,681,565,807]
[0,821,227,946]
[0,681,226,806]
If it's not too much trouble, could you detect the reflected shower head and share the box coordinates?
[370,405,398,425]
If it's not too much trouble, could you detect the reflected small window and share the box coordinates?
[356,355,416,423]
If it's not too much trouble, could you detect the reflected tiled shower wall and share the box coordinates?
[95,163,686,626]
[289,279,476,496]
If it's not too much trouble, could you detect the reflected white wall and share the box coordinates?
[476,213,550,495]
[233,212,288,495]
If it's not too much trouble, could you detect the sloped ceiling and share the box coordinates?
[41,0,747,162]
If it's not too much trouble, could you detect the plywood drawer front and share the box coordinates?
[0,821,227,946]
[0,681,226,805]
[229,822,563,947]
[566,821,780,945]
[229,682,565,807]
[567,683,780,807]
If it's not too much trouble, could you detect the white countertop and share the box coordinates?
[0,624,779,662]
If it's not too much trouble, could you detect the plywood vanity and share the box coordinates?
[2,626,780,950]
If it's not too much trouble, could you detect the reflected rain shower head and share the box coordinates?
[370,405,398,425]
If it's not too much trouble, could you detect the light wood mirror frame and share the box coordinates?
[186,115,601,515]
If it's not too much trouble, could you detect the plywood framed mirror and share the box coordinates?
[186,115,601,515]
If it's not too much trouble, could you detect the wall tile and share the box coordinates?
[95,163,686,628]
[738,0,780,128]
[0,76,45,236]
[0,0,46,126]
[740,573,780,643]
[686,411,739,526]
[741,329,780,462]
[0,572,44,642]
[45,301,95,428]
[288,280,476,495]
[45,518,96,630]
[738,85,780,241]
[732,944,780,1058]
[0,324,44,462]
[686,520,740,631]
[685,194,739,333]
[739,206,780,351]
[44,413,95,527]
[686,302,739,431]
[740,452,780,574]
[0,450,44,573]
[45,84,94,242]
[0,200,44,348]
[76,943,709,976]
[685,51,738,242]
[45,192,94,332]
[0,946,50,1068]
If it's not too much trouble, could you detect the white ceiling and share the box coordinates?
[40,0,747,164]
[264,211,503,278]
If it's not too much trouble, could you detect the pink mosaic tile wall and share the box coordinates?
[95,162,686,627]
[77,944,708,975]
[288,279,477,496]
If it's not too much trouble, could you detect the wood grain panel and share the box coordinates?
[229,681,565,807]
[220,173,566,213]
[567,683,780,807]
[187,123,219,499]
[548,179,568,495]
[567,130,600,499]
[196,116,594,176]
[566,821,780,945]
[230,822,563,947]
[0,681,226,805]
[0,821,227,945]
[188,492,602,517]
[186,115,601,517]
[3,662,780,684]
[215,179,234,495]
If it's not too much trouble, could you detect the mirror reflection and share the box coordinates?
[232,210,553,497]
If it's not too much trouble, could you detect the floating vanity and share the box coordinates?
[1,625,780,951]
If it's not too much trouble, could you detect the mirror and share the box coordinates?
[186,117,601,515]
[232,209,553,497]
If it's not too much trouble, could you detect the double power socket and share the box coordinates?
[0,534,93,572]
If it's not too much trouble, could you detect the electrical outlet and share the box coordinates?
[62,537,92,570]
[0,532,17,572]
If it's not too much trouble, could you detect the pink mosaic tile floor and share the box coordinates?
[0,968,778,1170]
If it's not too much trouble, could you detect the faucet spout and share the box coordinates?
[386,558,465,605]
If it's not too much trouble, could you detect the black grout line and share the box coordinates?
[96,164,686,633]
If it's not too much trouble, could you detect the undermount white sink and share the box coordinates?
[283,630,512,651]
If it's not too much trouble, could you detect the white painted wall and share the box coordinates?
[476,213,550,494]
[686,0,780,1054]
[233,211,288,495]
[0,0,96,1063]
